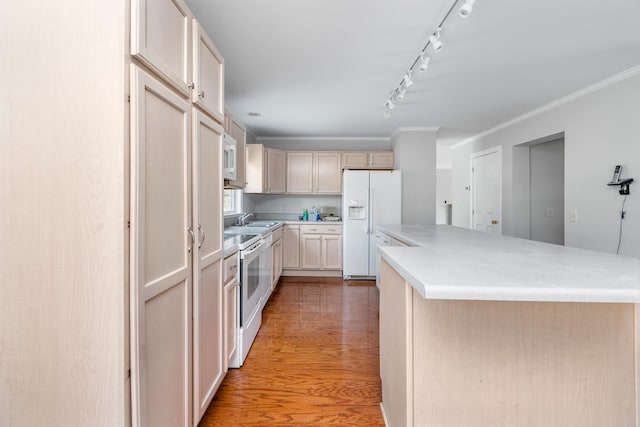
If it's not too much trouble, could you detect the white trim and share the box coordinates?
[451,64,640,150]
[256,136,390,142]
[390,126,440,139]
[470,145,502,234]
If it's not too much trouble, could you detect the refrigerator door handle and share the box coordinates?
[369,188,374,235]
[365,187,370,234]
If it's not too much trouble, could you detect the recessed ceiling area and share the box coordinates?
[186,0,640,139]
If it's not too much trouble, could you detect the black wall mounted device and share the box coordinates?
[607,165,634,195]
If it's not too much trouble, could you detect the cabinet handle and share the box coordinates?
[328,229,335,232]
[187,226,195,253]
[188,82,195,89]
[197,224,205,249]
[198,91,205,98]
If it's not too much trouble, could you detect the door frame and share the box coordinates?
[470,145,502,234]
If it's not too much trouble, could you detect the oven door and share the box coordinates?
[240,239,268,326]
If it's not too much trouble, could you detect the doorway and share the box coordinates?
[530,138,565,245]
[471,146,502,234]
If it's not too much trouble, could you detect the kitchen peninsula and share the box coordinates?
[377,225,640,427]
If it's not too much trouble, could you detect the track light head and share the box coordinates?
[385,99,395,110]
[395,86,406,101]
[459,0,476,18]
[418,54,431,72]
[384,108,391,118]
[402,72,414,88]
[429,28,443,52]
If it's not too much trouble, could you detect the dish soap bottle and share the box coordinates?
[303,209,308,221]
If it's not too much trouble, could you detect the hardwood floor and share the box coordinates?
[199,277,385,426]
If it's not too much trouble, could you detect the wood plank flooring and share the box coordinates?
[199,277,385,426]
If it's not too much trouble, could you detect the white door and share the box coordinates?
[369,171,402,275]
[471,147,502,234]
[130,65,192,427]
[192,110,224,423]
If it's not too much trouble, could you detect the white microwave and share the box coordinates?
[223,133,237,181]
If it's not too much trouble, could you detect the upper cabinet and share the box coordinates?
[191,21,224,124]
[287,152,313,193]
[131,0,193,96]
[342,151,394,169]
[314,152,342,193]
[245,144,285,194]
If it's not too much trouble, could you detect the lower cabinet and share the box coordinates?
[300,225,342,270]
[223,252,239,369]
[271,227,283,289]
[282,224,301,269]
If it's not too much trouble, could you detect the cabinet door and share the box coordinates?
[266,149,286,193]
[130,65,192,427]
[369,151,394,169]
[192,21,224,124]
[314,152,342,193]
[322,235,342,270]
[342,152,368,169]
[192,110,224,423]
[286,152,313,193]
[276,239,283,281]
[228,119,246,188]
[131,0,192,96]
[282,225,300,269]
[223,280,238,369]
[301,235,323,269]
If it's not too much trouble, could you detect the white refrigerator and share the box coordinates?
[342,170,402,278]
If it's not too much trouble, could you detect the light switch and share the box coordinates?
[569,210,578,222]
[546,208,554,217]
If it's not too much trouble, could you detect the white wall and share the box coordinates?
[451,70,640,257]
[1,2,126,425]
[530,139,565,245]
[392,130,438,224]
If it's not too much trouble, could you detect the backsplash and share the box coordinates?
[244,194,342,220]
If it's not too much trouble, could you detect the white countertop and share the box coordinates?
[284,220,342,225]
[377,225,640,303]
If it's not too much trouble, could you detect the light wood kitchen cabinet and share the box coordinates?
[191,21,224,124]
[270,227,283,290]
[286,152,314,193]
[342,152,369,169]
[369,151,394,169]
[266,149,286,193]
[282,225,301,269]
[227,117,246,189]
[223,252,239,369]
[131,0,193,96]
[342,151,394,169]
[300,225,343,270]
[130,66,225,427]
[245,144,286,193]
[314,152,342,193]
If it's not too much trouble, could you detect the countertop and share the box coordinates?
[283,220,342,225]
[377,225,640,303]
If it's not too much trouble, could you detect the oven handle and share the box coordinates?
[242,240,266,258]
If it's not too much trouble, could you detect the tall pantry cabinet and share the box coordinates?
[130,0,226,426]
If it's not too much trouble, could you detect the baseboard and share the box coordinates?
[380,402,390,427]
[281,269,342,277]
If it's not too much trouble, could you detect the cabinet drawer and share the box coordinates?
[300,224,342,235]
[223,252,239,283]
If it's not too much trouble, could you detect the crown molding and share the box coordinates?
[255,136,390,142]
[450,64,640,150]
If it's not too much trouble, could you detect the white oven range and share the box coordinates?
[225,232,272,368]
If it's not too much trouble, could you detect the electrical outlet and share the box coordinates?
[569,210,578,222]
[546,208,554,217]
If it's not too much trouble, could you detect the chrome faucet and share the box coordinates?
[237,212,253,226]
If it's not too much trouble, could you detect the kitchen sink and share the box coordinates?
[243,221,279,227]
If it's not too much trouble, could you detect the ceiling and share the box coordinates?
[186,0,640,141]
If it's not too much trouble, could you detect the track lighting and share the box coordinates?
[382,0,478,116]
[418,54,431,72]
[459,0,476,18]
[396,86,406,101]
[402,72,414,88]
[429,28,443,52]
